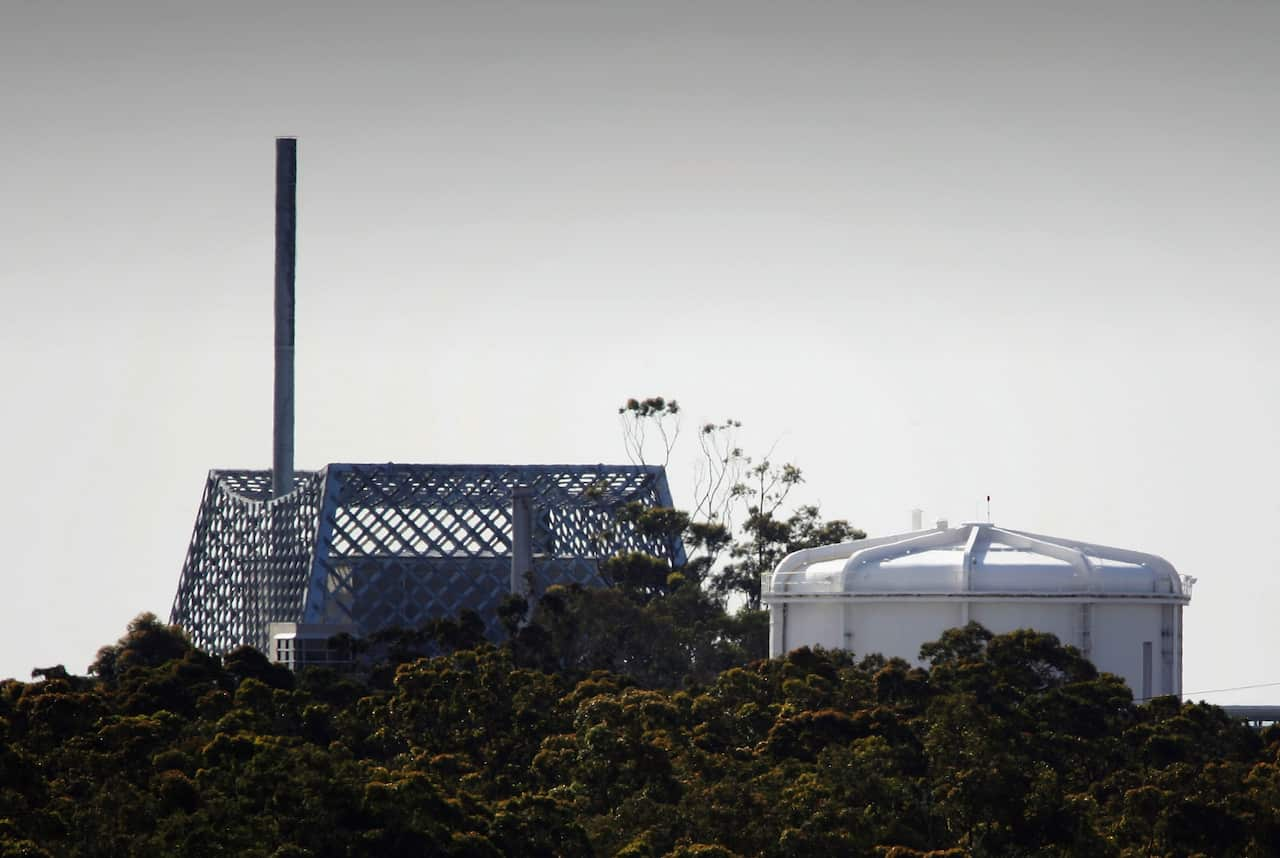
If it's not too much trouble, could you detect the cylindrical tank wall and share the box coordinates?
[772,599,1181,699]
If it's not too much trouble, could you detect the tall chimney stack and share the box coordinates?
[273,138,296,498]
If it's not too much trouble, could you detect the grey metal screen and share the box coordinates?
[171,463,682,653]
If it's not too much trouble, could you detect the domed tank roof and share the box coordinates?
[770,522,1192,599]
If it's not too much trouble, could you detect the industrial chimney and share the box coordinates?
[273,138,296,498]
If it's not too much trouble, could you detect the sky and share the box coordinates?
[3,1,1277,702]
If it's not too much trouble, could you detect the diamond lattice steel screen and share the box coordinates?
[171,464,682,653]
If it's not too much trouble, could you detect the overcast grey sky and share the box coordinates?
[3,1,1277,701]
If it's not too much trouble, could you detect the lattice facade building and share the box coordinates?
[171,463,683,654]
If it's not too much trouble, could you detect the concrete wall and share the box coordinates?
[969,602,1078,649]
[782,603,845,652]
[1089,602,1172,698]
[772,598,1182,699]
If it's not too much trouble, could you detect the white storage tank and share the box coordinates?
[762,522,1194,699]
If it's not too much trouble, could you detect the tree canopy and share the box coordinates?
[2,610,1276,857]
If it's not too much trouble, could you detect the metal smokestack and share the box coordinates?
[272,138,296,498]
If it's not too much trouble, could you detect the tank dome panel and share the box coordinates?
[793,523,1187,597]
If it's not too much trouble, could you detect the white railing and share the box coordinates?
[762,570,843,597]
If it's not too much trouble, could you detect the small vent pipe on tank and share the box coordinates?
[273,138,296,498]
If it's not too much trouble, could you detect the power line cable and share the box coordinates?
[1135,679,1280,703]
[1183,680,1280,697]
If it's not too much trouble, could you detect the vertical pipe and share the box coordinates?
[273,138,296,498]
[511,486,533,597]
[1176,605,1184,698]
[1142,641,1153,701]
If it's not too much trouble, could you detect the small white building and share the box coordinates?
[762,522,1194,699]
[267,623,357,671]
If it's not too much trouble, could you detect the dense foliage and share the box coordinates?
[3,607,1278,857]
